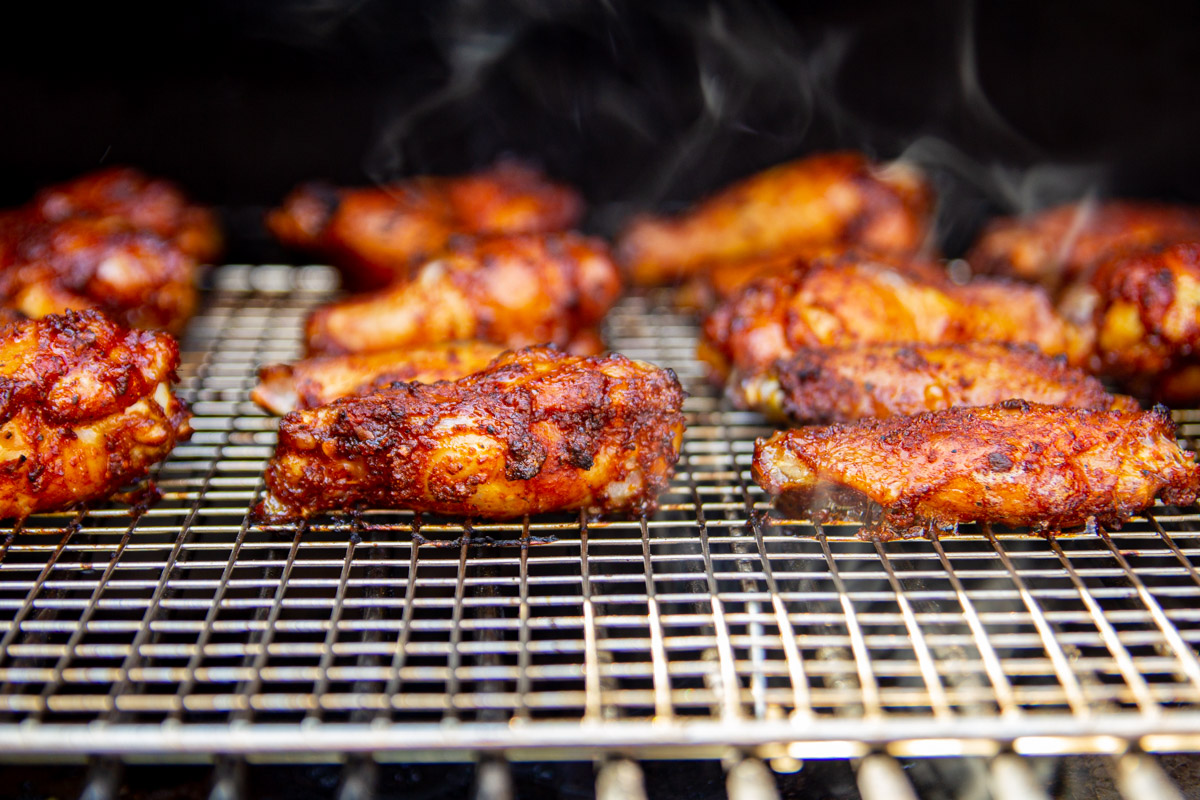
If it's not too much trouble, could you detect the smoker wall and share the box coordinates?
[2,0,1198,258]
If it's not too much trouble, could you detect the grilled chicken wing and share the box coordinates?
[0,310,191,521]
[0,217,198,333]
[32,166,222,262]
[967,200,1200,290]
[257,347,686,521]
[617,152,933,286]
[736,342,1135,424]
[252,341,507,415]
[701,259,1089,378]
[305,233,622,356]
[268,161,583,290]
[753,400,1198,536]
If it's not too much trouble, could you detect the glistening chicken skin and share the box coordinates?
[752,400,1198,536]
[0,310,191,521]
[257,347,686,521]
[617,152,933,286]
[304,233,622,356]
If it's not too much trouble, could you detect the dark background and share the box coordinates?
[1,0,1197,258]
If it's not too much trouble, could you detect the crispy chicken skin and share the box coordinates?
[268,161,584,290]
[0,217,198,333]
[700,260,1089,378]
[32,166,222,263]
[617,152,933,286]
[753,400,1198,535]
[735,342,1136,424]
[1057,241,1200,382]
[305,233,622,356]
[252,341,507,415]
[0,310,191,521]
[967,200,1200,290]
[257,347,686,521]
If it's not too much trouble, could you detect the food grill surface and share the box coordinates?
[2,264,1200,760]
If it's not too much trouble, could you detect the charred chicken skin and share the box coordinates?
[252,340,507,415]
[735,342,1135,424]
[753,400,1198,536]
[31,166,222,263]
[305,233,622,356]
[257,347,686,521]
[268,161,584,290]
[0,310,191,521]
[617,152,934,287]
[700,259,1089,378]
[967,200,1200,290]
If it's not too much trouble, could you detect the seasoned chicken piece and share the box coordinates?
[700,260,1089,378]
[32,166,222,263]
[677,247,949,310]
[753,400,1198,536]
[968,200,1200,290]
[1056,241,1200,384]
[736,342,1136,424]
[257,347,686,521]
[0,217,198,333]
[268,161,583,290]
[0,310,191,521]
[252,341,507,415]
[305,233,622,356]
[617,152,933,286]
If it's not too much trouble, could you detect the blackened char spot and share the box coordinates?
[987,452,1013,471]
[505,431,547,481]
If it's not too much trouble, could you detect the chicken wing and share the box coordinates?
[735,342,1135,424]
[753,400,1198,536]
[32,166,222,263]
[252,340,507,415]
[268,161,583,290]
[305,233,622,356]
[617,152,933,287]
[700,259,1089,378]
[967,200,1200,290]
[0,217,198,333]
[0,310,192,521]
[257,347,686,521]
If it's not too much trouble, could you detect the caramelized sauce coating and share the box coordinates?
[258,347,685,521]
[701,258,1090,378]
[0,310,191,521]
[967,200,1200,290]
[617,152,933,286]
[268,161,583,290]
[305,233,622,356]
[735,342,1135,424]
[753,401,1198,536]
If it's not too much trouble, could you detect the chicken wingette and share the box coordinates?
[967,200,1200,290]
[305,233,622,356]
[0,310,192,521]
[268,161,583,289]
[252,341,507,415]
[617,152,933,286]
[700,259,1090,378]
[753,400,1198,536]
[735,342,1136,424]
[257,347,686,521]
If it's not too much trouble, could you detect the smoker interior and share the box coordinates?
[0,265,1198,784]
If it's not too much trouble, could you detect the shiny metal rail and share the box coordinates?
[0,265,1199,781]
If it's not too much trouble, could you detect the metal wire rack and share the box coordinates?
[2,264,1200,770]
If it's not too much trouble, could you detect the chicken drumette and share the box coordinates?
[258,347,686,521]
[305,233,621,356]
[0,310,192,521]
[268,161,583,290]
[617,152,934,287]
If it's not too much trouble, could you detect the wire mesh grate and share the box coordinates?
[1,263,1200,759]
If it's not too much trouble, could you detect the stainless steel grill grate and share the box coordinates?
[2,264,1200,761]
